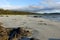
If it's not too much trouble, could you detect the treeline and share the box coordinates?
[0,9,60,15]
[0,9,37,15]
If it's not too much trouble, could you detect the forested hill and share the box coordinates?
[0,9,60,15]
[0,9,39,15]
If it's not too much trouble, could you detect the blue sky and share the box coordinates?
[7,0,40,6]
[0,0,60,13]
[0,0,40,7]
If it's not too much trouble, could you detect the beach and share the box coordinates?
[0,15,60,40]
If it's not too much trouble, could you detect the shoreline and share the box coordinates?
[0,15,60,40]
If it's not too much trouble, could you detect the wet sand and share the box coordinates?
[0,15,60,40]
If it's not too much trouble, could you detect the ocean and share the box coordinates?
[29,15,60,22]
[41,15,60,22]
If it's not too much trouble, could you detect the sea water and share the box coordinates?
[29,15,60,22]
[41,15,60,22]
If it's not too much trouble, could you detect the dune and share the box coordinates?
[0,15,60,40]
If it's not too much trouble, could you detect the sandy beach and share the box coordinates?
[0,15,60,40]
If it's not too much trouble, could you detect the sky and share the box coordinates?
[0,0,60,13]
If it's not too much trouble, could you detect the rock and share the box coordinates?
[20,37,40,40]
[0,25,8,40]
[8,27,32,40]
[0,25,38,40]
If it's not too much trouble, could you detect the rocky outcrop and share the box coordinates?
[0,26,8,40]
[0,25,32,40]
[0,22,39,40]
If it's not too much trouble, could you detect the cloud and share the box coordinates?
[0,0,60,13]
[19,0,60,13]
[27,0,60,13]
[0,0,11,7]
[2,6,22,10]
[0,0,22,9]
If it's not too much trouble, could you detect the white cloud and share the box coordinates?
[0,0,60,13]
[0,0,11,7]
[2,6,22,10]
[33,0,60,13]
[0,0,22,9]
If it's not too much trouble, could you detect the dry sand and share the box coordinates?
[0,15,60,40]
